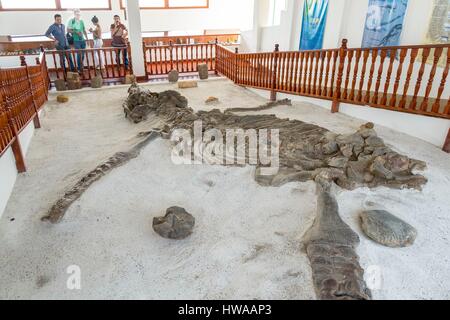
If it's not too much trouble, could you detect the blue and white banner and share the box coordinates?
[299,0,329,50]
[362,0,409,48]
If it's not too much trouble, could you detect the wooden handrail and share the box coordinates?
[213,40,450,151]
[0,54,49,168]
[144,42,217,77]
[45,46,133,83]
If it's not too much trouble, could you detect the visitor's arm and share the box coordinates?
[45,26,57,44]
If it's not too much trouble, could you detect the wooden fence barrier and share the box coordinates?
[214,40,450,151]
[143,41,217,79]
[0,53,49,171]
[45,45,133,83]
[218,40,450,120]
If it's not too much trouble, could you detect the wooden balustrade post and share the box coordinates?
[270,44,280,102]
[127,41,134,76]
[331,39,348,113]
[444,128,450,153]
[169,40,174,71]
[234,47,239,82]
[142,41,149,80]
[5,97,26,173]
[22,57,41,129]
[214,38,219,75]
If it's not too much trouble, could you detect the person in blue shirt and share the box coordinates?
[45,14,75,72]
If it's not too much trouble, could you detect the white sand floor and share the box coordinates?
[0,79,449,300]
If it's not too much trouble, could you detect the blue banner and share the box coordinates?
[362,0,409,48]
[299,0,329,50]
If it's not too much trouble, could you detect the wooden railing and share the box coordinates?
[45,46,133,83]
[143,42,217,78]
[215,40,450,151]
[216,40,450,121]
[0,51,49,171]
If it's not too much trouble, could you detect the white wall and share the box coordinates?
[0,147,17,218]
[257,0,437,53]
[0,0,254,36]
[0,55,39,67]
[0,110,41,218]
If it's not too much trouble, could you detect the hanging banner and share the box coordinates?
[426,0,450,44]
[361,0,409,48]
[422,0,449,67]
[299,0,329,50]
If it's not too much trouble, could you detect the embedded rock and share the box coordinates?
[328,156,348,168]
[365,135,385,148]
[124,74,136,85]
[67,79,82,90]
[360,210,417,247]
[54,79,67,91]
[205,96,219,104]
[153,207,195,240]
[197,63,209,80]
[178,80,198,89]
[168,69,179,83]
[91,75,103,89]
[66,72,80,81]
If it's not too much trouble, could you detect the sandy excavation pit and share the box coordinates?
[1,79,450,300]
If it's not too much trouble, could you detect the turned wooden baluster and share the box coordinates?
[301,52,308,93]
[307,52,315,94]
[399,48,419,109]
[349,49,361,101]
[389,48,407,108]
[289,52,297,92]
[292,51,300,92]
[432,48,450,113]
[266,52,272,88]
[270,44,280,101]
[317,51,326,96]
[299,52,306,94]
[281,52,287,91]
[409,48,431,110]
[329,50,339,98]
[421,47,444,112]
[357,50,370,102]
[312,51,320,95]
[380,48,396,106]
[372,49,387,105]
[323,51,332,97]
[342,49,354,100]
[364,48,378,103]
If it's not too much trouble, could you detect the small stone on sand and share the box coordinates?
[205,96,219,104]
[153,207,195,240]
[360,210,417,247]
[56,95,69,103]
[178,80,198,89]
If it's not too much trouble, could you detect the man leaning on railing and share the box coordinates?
[45,14,75,73]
